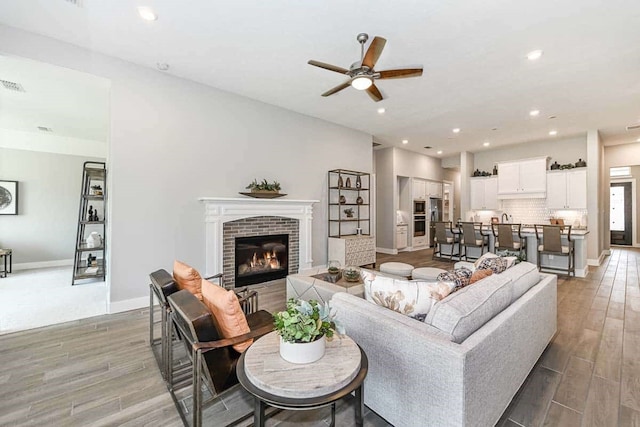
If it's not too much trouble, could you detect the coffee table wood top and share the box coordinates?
[243,331,361,398]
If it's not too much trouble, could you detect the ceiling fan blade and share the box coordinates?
[362,36,387,69]
[377,68,424,79]
[308,60,349,75]
[366,83,383,102]
[321,81,351,97]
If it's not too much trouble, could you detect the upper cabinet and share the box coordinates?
[427,181,443,198]
[470,177,498,210]
[412,179,426,200]
[546,169,587,209]
[497,157,547,198]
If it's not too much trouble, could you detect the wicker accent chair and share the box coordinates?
[459,222,489,261]
[149,269,258,383]
[535,225,575,276]
[492,223,526,255]
[167,289,273,427]
[433,221,460,260]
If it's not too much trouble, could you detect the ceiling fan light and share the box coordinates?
[351,75,373,91]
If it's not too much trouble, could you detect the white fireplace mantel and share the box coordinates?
[199,197,319,277]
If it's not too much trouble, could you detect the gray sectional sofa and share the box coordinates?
[330,262,557,427]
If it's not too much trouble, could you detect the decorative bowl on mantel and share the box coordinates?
[239,190,286,199]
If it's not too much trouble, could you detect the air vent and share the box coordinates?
[372,142,381,147]
[627,124,640,131]
[37,126,53,132]
[0,79,25,92]
[64,0,83,7]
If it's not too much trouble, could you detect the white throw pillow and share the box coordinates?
[474,252,498,268]
[361,269,455,321]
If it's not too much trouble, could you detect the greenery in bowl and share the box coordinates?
[246,179,281,192]
[273,298,344,343]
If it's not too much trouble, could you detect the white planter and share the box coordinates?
[279,335,326,364]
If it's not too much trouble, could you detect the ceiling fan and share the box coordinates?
[308,33,423,102]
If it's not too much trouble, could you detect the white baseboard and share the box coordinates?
[108,296,148,314]
[575,267,588,278]
[376,247,398,255]
[13,259,73,271]
[587,251,608,267]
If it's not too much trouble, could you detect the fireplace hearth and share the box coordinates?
[235,234,289,286]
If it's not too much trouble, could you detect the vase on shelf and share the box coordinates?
[356,196,364,205]
[339,195,346,204]
[345,177,351,188]
[337,176,343,188]
[355,175,362,189]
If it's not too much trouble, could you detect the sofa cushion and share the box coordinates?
[426,273,513,343]
[469,269,493,284]
[173,260,203,300]
[497,261,541,302]
[474,252,498,268]
[362,269,454,320]
[476,256,508,274]
[437,267,473,291]
[201,279,252,353]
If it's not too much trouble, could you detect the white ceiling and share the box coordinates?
[0,0,639,156]
[0,54,109,143]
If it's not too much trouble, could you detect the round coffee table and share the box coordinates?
[237,331,368,427]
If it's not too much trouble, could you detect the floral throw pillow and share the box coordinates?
[476,256,508,274]
[437,267,473,292]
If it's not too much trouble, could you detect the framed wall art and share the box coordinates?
[0,180,18,215]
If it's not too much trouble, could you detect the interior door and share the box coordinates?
[610,182,632,245]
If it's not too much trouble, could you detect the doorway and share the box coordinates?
[610,182,632,245]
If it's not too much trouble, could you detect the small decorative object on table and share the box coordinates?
[327,260,341,276]
[344,208,354,218]
[273,298,344,364]
[240,179,286,198]
[342,266,361,282]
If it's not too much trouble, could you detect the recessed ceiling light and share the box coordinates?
[549,130,558,136]
[437,150,443,155]
[138,7,158,21]
[377,107,386,114]
[491,127,498,131]
[157,63,170,71]
[483,142,490,147]
[527,50,543,61]
[452,128,460,133]
[636,138,640,142]
[402,139,409,144]
[529,110,540,117]
[548,115,557,119]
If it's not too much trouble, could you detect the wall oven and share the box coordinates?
[414,215,426,237]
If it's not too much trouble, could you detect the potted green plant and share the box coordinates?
[246,179,281,194]
[273,298,344,364]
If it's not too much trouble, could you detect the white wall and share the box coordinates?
[0,148,104,264]
[0,24,372,307]
[473,136,587,172]
[374,148,395,249]
[393,148,444,181]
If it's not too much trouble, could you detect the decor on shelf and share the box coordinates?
[86,232,102,248]
[0,180,18,215]
[472,169,492,177]
[342,266,361,282]
[90,184,103,196]
[339,195,347,204]
[356,196,364,205]
[274,298,343,364]
[345,177,352,188]
[240,179,286,198]
[344,208,354,218]
[88,205,99,222]
[550,161,560,170]
[492,165,498,175]
[356,175,362,189]
[575,158,587,167]
[338,176,344,188]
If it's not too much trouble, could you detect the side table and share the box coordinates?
[237,331,368,427]
[0,249,12,278]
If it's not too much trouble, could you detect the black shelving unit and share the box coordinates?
[72,161,106,285]
[328,169,371,238]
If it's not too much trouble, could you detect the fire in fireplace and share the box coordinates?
[235,234,289,286]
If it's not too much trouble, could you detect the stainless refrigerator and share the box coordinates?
[428,198,443,247]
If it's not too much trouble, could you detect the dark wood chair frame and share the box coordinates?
[167,289,273,427]
[534,224,575,276]
[149,269,258,383]
[459,222,489,261]
[432,221,461,261]
[491,223,526,256]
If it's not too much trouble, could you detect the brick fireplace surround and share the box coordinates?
[199,197,318,289]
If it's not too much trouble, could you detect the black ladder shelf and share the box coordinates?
[72,161,107,285]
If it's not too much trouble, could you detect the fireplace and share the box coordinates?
[235,234,289,286]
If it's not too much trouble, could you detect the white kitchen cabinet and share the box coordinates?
[498,157,547,198]
[546,169,587,209]
[412,179,426,200]
[413,235,428,248]
[427,181,443,198]
[470,177,498,210]
[396,224,408,249]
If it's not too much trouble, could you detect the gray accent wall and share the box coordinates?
[0,24,372,306]
[0,148,104,264]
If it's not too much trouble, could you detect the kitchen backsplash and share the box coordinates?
[471,198,588,227]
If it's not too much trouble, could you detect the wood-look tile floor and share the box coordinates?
[1,248,638,426]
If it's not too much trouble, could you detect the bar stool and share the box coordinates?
[432,221,460,260]
[492,223,526,256]
[535,224,575,276]
[459,222,489,261]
